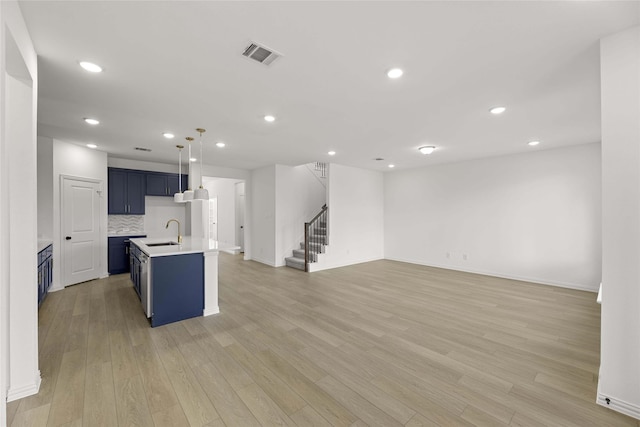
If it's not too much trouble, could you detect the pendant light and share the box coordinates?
[194,128,210,200]
[173,144,185,203]
[183,137,195,201]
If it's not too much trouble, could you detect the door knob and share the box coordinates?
[65,236,72,240]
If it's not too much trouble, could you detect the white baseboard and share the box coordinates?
[384,256,598,293]
[250,256,277,267]
[309,255,384,272]
[7,371,41,402]
[597,393,640,421]
[203,307,220,316]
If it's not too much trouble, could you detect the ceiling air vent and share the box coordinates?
[135,147,152,152]
[242,42,281,66]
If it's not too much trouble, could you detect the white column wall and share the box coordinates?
[1,0,40,407]
[384,144,602,290]
[599,25,640,419]
[250,165,276,266]
[312,164,384,271]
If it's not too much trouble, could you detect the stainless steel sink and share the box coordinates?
[146,242,180,247]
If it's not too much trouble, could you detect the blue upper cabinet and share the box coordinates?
[146,172,188,196]
[146,173,168,196]
[108,168,146,214]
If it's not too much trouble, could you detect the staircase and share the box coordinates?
[285,206,328,271]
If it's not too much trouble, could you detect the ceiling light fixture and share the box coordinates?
[189,157,197,162]
[388,164,395,168]
[174,144,185,203]
[264,115,275,122]
[194,128,209,200]
[216,142,225,148]
[84,118,100,125]
[419,146,436,155]
[387,68,403,79]
[528,140,540,146]
[183,137,195,201]
[328,151,336,156]
[86,143,97,149]
[163,132,175,139]
[490,106,506,115]
[79,61,102,73]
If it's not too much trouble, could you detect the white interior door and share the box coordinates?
[62,177,101,286]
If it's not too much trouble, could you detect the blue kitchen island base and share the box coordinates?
[151,253,204,327]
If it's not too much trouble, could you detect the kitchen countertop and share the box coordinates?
[130,236,239,257]
[108,232,147,237]
[38,239,53,252]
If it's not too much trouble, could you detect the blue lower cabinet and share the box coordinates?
[109,235,146,275]
[38,244,53,307]
[150,253,204,327]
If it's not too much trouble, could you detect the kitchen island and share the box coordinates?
[129,237,235,327]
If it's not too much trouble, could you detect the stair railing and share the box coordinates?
[304,205,328,272]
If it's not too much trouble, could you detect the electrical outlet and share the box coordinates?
[462,253,468,261]
[446,252,451,259]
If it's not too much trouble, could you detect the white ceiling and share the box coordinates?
[19,1,640,172]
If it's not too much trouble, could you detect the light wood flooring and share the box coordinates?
[7,253,640,426]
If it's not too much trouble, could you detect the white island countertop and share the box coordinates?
[130,236,239,258]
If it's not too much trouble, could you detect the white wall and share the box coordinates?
[37,136,53,239]
[52,139,109,288]
[599,25,640,420]
[312,164,384,271]
[250,165,276,266]
[1,0,40,408]
[385,144,602,290]
[275,164,327,266]
[144,196,186,239]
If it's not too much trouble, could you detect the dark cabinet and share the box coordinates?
[151,253,204,327]
[109,235,146,274]
[146,172,188,196]
[108,168,145,214]
[130,243,142,299]
[38,244,53,306]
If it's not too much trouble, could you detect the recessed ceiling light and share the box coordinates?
[264,115,275,122]
[528,140,540,146]
[190,157,197,162]
[84,118,100,125]
[419,146,436,155]
[328,151,336,156]
[79,61,102,73]
[216,142,226,148]
[86,143,97,149]
[163,132,175,139]
[490,106,506,115]
[388,164,395,168]
[387,68,403,79]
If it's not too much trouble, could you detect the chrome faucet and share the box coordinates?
[165,219,182,243]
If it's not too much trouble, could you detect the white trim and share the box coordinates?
[203,307,220,316]
[384,256,598,292]
[308,256,385,273]
[6,371,41,402]
[597,392,640,421]
[251,256,278,267]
